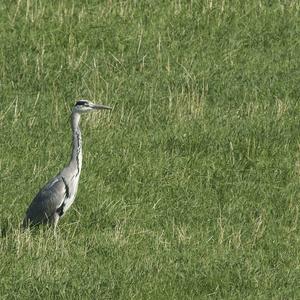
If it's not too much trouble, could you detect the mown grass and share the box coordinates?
[1,1,300,299]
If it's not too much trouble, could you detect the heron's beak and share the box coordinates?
[91,104,112,110]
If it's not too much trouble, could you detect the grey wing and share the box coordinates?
[24,176,68,226]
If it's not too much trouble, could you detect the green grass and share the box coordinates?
[1,0,300,298]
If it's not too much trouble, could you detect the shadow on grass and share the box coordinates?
[0,217,46,238]
[0,217,15,238]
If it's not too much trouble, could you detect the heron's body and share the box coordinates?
[23,100,111,229]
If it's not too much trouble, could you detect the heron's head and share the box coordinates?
[73,100,112,114]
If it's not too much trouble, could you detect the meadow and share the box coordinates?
[1,1,300,299]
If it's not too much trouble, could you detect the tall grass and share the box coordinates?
[1,1,300,298]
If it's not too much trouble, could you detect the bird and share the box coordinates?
[23,100,112,230]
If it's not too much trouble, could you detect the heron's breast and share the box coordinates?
[62,175,80,213]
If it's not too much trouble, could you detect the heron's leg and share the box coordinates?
[22,217,29,230]
[51,213,60,234]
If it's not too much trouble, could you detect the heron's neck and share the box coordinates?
[70,112,82,175]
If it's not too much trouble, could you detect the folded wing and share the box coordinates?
[23,176,68,227]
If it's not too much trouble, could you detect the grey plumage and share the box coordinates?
[23,100,112,229]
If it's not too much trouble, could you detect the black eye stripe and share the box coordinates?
[76,100,88,106]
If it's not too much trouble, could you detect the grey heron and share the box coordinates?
[23,100,112,230]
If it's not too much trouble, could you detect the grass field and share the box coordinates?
[1,1,300,299]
